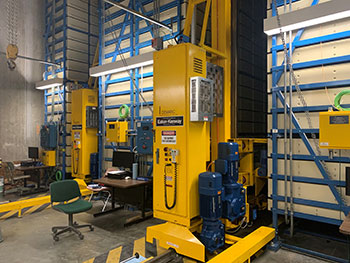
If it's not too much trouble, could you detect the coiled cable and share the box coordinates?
[164,163,177,209]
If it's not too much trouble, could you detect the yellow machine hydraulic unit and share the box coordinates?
[71,89,98,181]
[42,150,56,167]
[106,121,128,143]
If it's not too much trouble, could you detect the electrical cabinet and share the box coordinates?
[319,111,350,149]
[40,124,57,149]
[71,89,98,181]
[136,121,153,155]
[106,121,128,143]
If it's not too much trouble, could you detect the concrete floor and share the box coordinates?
[0,203,327,263]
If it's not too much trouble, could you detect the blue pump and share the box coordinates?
[199,142,246,252]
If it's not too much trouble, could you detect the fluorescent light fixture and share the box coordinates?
[264,0,350,36]
[35,78,63,90]
[89,52,154,77]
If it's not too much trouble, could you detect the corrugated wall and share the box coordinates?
[267,0,350,225]
[233,0,267,138]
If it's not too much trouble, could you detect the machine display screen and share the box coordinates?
[330,115,349,124]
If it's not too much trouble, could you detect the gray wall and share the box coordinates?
[0,0,45,161]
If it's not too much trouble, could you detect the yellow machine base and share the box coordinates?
[146,222,205,262]
[147,224,274,263]
[208,226,275,263]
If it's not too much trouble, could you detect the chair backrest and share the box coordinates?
[50,180,81,203]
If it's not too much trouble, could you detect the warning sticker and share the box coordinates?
[74,132,81,139]
[162,130,176,144]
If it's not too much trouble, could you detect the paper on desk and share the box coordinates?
[107,170,125,175]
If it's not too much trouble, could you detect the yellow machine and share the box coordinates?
[319,110,350,149]
[106,121,128,143]
[41,150,56,167]
[71,89,98,181]
[146,1,274,262]
[146,43,273,262]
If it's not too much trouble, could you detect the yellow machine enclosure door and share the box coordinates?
[71,89,98,180]
[153,43,210,227]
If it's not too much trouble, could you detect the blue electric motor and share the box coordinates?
[199,172,225,253]
[215,142,246,223]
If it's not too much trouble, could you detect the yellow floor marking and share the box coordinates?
[0,209,18,220]
[83,258,95,263]
[133,237,146,257]
[23,205,42,215]
[106,246,122,263]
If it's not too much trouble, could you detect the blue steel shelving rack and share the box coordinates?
[98,0,183,178]
[270,0,350,261]
[44,0,98,179]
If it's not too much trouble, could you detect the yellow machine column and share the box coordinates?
[71,88,98,181]
[147,43,210,262]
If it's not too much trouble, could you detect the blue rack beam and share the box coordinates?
[98,0,183,178]
[269,0,350,259]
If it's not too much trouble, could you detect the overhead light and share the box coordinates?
[35,78,63,90]
[264,0,350,36]
[90,52,154,77]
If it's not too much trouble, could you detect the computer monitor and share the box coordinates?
[28,147,39,160]
[112,151,134,169]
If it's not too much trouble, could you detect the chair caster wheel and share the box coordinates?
[53,236,59,242]
[79,234,84,240]
[90,226,94,231]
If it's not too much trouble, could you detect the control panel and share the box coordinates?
[136,121,153,155]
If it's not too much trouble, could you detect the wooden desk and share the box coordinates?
[93,177,152,225]
[15,166,51,195]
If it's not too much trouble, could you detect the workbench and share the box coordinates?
[15,165,51,195]
[93,177,152,225]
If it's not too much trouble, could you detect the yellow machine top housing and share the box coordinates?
[71,89,98,181]
[319,111,350,149]
[153,43,210,228]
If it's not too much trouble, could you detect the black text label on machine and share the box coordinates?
[330,115,349,124]
[162,131,176,144]
[156,116,184,126]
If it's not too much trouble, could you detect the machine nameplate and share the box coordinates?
[156,116,183,126]
[330,115,349,124]
[166,241,179,248]
[72,125,82,130]
[162,130,176,144]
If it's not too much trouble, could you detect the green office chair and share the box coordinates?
[50,180,94,241]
